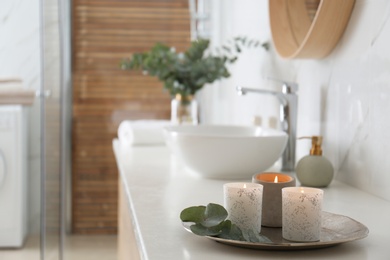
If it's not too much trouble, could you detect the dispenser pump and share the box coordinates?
[299,136,323,155]
[296,135,334,187]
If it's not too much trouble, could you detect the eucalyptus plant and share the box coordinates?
[180,203,271,243]
[121,37,268,100]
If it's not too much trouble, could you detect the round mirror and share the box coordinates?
[269,0,355,59]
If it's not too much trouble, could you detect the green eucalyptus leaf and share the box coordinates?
[242,229,272,243]
[225,223,246,241]
[216,221,244,241]
[235,44,241,53]
[213,220,232,239]
[242,229,258,243]
[180,205,206,223]
[201,203,228,227]
[222,45,231,53]
[209,219,231,234]
[262,42,270,50]
[190,223,222,236]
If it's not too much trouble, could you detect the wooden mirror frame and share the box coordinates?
[269,0,355,59]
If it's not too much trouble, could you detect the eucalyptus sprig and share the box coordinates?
[121,37,268,100]
[180,203,272,243]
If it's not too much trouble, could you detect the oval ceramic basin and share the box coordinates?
[163,125,288,180]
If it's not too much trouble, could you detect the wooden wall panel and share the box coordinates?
[72,0,191,234]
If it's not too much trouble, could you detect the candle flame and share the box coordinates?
[300,188,305,194]
[243,183,247,188]
[274,176,278,183]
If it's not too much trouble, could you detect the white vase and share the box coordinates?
[171,94,198,125]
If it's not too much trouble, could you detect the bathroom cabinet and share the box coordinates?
[118,180,140,260]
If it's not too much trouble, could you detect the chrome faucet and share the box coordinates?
[236,80,298,172]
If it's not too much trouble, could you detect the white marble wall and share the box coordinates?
[202,0,390,202]
[0,0,41,233]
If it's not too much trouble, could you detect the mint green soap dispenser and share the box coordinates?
[296,136,334,187]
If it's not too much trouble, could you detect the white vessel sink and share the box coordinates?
[163,125,288,180]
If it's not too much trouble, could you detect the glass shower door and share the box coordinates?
[40,0,70,259]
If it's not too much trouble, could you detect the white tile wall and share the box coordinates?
[203,0,390,202]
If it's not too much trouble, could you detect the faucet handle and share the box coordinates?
[266,77,299,93]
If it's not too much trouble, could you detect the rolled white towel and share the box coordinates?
[117,120,171,146]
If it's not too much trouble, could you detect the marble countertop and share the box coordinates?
[113,139,390,260]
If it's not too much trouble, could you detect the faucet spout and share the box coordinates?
[236,83,298,172]
[236,86,288,106]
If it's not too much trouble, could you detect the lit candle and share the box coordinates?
[282,187,323,242]
[252,172,296,227]
[223,182,263,233]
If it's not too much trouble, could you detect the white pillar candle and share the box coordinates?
[282,187,323,242]
[223,182,263,233]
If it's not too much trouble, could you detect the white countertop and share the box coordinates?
[113,139,390,260]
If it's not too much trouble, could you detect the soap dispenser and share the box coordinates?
[296,136,334,187]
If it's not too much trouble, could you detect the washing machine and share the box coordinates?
[0,105,27,247]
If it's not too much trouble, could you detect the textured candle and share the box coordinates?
[223,183,263,233]
[252,172,295,227]
[282,187,323,242]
